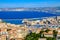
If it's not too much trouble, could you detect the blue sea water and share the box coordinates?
[0,11,56,24]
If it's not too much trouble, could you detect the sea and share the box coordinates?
[0,11,57,24]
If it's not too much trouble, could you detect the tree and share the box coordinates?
[46,37,56,40]
[39,29,45,38]
[39,28,51,38]
[45,29,50,33]
[25,32,40,40]
[53,30,58,38]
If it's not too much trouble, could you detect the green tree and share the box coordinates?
[46,37,56,40]
[53,30,58,38]
[45,29,50,33]
[39,28,51,38]
[39,29,45,38]
[25,32,40,40]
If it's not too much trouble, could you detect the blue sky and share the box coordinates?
[0,0,60,8]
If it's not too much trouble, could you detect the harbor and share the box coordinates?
[0,16,60,40]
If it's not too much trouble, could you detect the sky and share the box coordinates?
[0,0,60,8]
